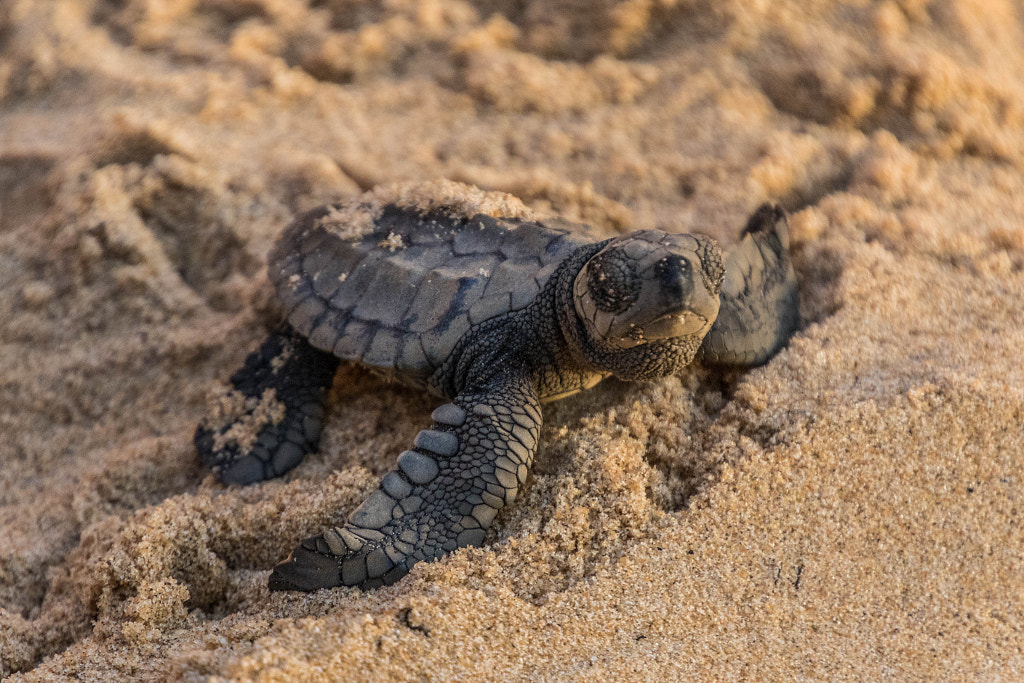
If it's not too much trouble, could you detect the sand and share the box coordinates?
[1,0,1023,680]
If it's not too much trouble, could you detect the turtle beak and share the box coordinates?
[642,309,714,340]
[639,253,720,341]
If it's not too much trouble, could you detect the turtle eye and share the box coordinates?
[586,249,642,313]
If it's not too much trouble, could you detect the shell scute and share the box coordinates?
[409,228,448,246]
[421,313,472,367]
[453,215,507,255]
[510,279,542,310]
[403,272,466,333]
[309,309,348,351]
[541,234,574,265]
[399,335,431,374]
[363,329,405,367]
[332,319,373,358]
[272,202,590,378]
[310,252,358,300]
[483,257,539,297]
[468,292,513,326]
[499,222,561,260]
[352,259,421,328]
[326,250,384,310]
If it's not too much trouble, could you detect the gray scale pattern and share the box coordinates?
[281,373,541,590]
[270,205,588,383]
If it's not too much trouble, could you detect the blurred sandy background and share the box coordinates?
[1,0,1023,680]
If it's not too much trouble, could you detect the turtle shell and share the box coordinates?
[269,203,591,383]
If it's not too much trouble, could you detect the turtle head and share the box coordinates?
[570,230,724,377]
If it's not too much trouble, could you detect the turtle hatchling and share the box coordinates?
[194,180,800,591]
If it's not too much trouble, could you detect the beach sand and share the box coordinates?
[2,0,1023,680]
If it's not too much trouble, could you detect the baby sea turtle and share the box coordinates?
[194,181,800,592]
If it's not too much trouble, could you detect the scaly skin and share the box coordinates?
[270,370,540,590]
[194,189,800,591]
[194,326,338,485]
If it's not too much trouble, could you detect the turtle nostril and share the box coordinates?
[657,255,692,299]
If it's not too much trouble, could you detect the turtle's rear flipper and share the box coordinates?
[195,323,339,484]
[698,203,800,367]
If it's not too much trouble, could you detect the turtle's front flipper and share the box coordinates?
[697,203,800,367]
[194,323,339,484]
[269,369,541,591]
